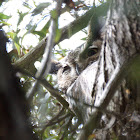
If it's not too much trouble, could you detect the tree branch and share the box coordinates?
[34,107,65,128]
[40,79,69,108]
[26,0,63,100]
[17,68,70,109]
[40,111,71,140]
[13,2,109,75]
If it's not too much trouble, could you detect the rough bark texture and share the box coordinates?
[66,0,140,139]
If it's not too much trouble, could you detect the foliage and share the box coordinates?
[1,0,139,140]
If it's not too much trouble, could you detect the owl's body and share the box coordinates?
[57,40,102,92]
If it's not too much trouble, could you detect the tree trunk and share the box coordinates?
[66,0,140,139]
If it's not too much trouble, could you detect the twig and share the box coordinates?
[26,0,63,101]
[40,79,69,108]
[69,119,81,138]
[40,111,71,140]
[17,68,69,109]
[34,107,65,129]
[59,115,73,140]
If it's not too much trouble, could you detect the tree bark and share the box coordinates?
[66,0,140,139]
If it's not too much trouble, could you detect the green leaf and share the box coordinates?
[0,13,11,20]
[23,2,32,10]
[0,21,10,26]
[14,42,21,55]
[17,11,29,26]
[31,20,50,39]
[13,33,20,44]
[7,32,16,40]
[40,19,50,34]
[26,21,37,31]
[7,31,21,56]
[81,37,87,40]
[31,30,45,38]
[8,49,19,63]
[55,29,61,42]
[32,2,50,16]
[51,9,57,19]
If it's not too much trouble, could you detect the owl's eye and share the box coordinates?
[63,65,70,73]
[88,48,98,57]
